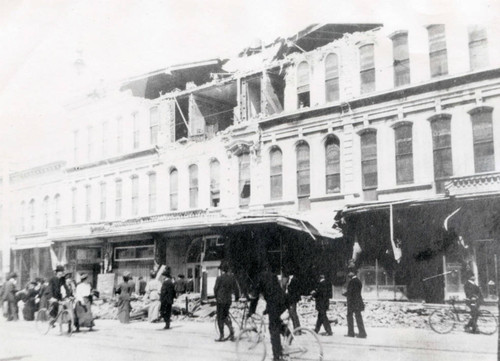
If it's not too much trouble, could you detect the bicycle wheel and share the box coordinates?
[35,308,52,335]
[59,310,73,336]
[429,309,455,334]
[236,328,266,361]
[477,310,497,335]
[285,327,323,361]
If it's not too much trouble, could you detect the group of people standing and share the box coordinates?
[212,264,367,361]
[0,265,96,332]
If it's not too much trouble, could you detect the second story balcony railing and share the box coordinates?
[445,171,500,197]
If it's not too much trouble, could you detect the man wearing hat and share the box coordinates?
[3,272,19,321]
[47,265,66,318]
[464,274,482,333]
[214,262,240,341]
[311,273,333,336]
[160,268,176,329]
[343,268,367,338]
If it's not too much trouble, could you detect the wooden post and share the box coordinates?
[201,270,207,301]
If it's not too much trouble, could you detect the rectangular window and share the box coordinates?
[100,183,107,220]
[102,121,108,158]
[471,109,495,173]
[189,166,198,209]
[428,25,448,77]
[325,54,340,102]
[395,124,414,184]
[392,33,410,87]
[325,138,341,193]
[148,173,156,214]
[210,161,221,207]
[431,117,453,193]
[468,26,488,71]
[270,149,283,200]
[150,106,159,145]
[71,189,77,223]
[87,126,93,161]
[361,131,378,188]
[296,144,310,197]
[85,185,91,222]
[297,62,310,108]
[115,179,122,218]
[43,198,49,229]
[360,44,375,94]
[115,246,154,261]
[239,153,251,206]
[54,195,60,226]
[169,170,178,211]
[133,113,140,149]
[116,117,123,153]
[73,130,79,163]
[131,176,139,216]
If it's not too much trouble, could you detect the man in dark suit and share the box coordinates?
[3,272,19,321]
[214,263,240,341]
[311,273,332,336]
[343,268,367,338]
[47,265,66,318]
[464,274,482,333]
[160,269,176,329]
[248,269,288,361]
[283,271,301,330]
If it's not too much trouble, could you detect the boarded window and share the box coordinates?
[360,44,375,94]
[325,53,340,102]
[361,131,378,188]
[100,183,107,220]
[150,106,159,145]
[270,148,283,200]
[428,25,448,77]
[431,116,453,192]
[189,164,199,209]
[325,136,341,193]
[394,124,414,184]
[471,108,495,173]
[297,61,310,107]
[392,32,410,86]
[115,179,122,218]
[149,173,157,214]
[468,26,488,71]
[131,176,139,216]
[170,169,178,211]
[210,159,220,207]
[239,153,251,206]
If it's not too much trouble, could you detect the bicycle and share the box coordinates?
[214,298,257,339]
[35,299,75,336]
[236,311,323,361]
[428,297,497,335]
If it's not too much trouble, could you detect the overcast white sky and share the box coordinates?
[0,0,498,169]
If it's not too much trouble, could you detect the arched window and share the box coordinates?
[430,114,453,193]
[394,123,414,184]
[325,54,339,102]
[325,136,340,193]
[43,196,49,229]
[210,159,220,207]
[470,108,495,173]
[100,182,107,220]
[169,168,178,211]
[296,142,310,210]
[360,44,375,93]
[131,175,139,216]
[85,185,92,221]
[360,130,378,189]
[148,172,157,214]
[297,61,310,108]
[29,199,35,231]
[189,165,198,209]
[270,147,283,200]
[54,194,61,226]
[238,153,251,206]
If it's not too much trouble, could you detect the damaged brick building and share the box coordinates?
[4,23,500,303]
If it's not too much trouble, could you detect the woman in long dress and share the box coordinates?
[115,272,134,324]
[145,271,162,322]
[74,273,95,331]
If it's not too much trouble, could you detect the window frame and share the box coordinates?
[469,107,495,173]
[210,159,221,208]
[150,106,160,145]
[429,114,453,193]
[115,179,122,218]
[359,44,375,94]
[325,53,340,102]
[297,61,311,108]
[325,135,341,194]
[189,164,199,209]
[360,130,378,189]
[148,172,157,214]
[100,182,107,220]
[85,185,91,222]
[238,153,251,206]
[468,26,488,71]
[394,122,414,185]
[391,32,410,87]
[54,194,61,226]
[169,168,179,211]
[270,147,283,200]
[427,24,448,77]
[131,175,139,216]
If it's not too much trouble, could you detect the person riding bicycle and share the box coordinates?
[47,265,70,318]
[464,274,482,334]
[247,268,288,361]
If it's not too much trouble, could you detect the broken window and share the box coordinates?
[297,61,310,108]
[174,97,189,141]
[270,147,283,200]
[428,25,448,77]
[360,130,378,189]
[238,153,251,207]
[262,70,284,116]
[296,142,310,210]
[391,32,410,87]
[150,106,159,145]
[169,168,178,211]
[394,123,414,184]
[360,44,375,94]
[189,164,199,209]
[470,108,495,173]
[210,159,220,207]
[468,26,488,71]
[241,75,262,121]
[325,53,340,102]
[325,135,341,193]
[430,115,453,193]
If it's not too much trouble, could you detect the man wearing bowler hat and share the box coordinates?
[47,265,67,318]
[160,268,176,329]
[343,268,367,338]
[214,262,239,341]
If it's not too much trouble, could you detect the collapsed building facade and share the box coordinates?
[4,23,500,302]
